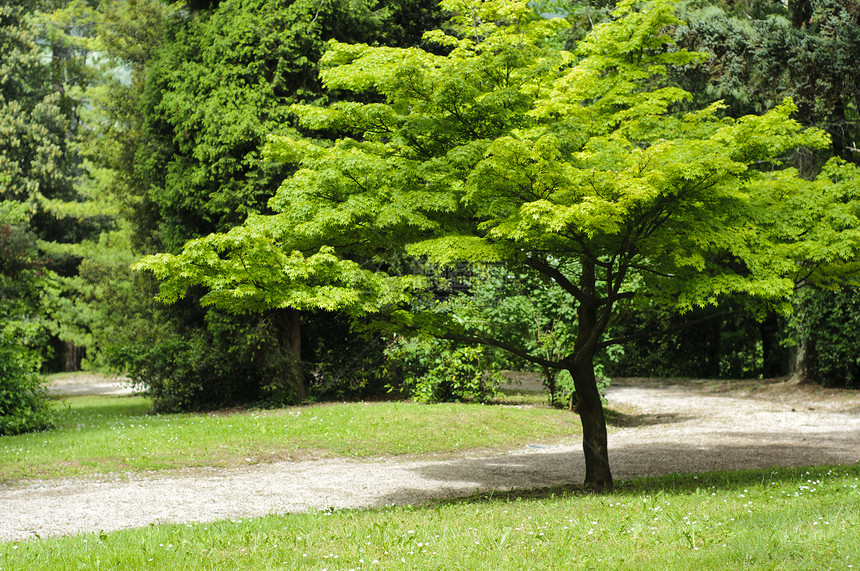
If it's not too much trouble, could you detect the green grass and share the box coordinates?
[0,393,578,482]
[2,465,857,569]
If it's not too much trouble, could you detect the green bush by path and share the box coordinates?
[2,465,858,569]
[0,394,578,482]
[0,336,54,437]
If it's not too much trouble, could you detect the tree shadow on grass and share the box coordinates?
[377,440,859,507]
[420,462,860,507]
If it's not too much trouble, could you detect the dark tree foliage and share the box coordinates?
[606,304,790,379]
[790,287,860,388]
[0,3,76,231]
[109,0,445,411]
[676,0,860,166]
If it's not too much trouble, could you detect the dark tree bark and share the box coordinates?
[64,341,82,372]
[569,260,613,491]
[569,355,612,491]
[760,312,790,378]
[273,308,306,401]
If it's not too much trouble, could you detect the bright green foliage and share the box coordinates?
[134,0,444,252]
[101,0,446,411]
[138,0,860,485]
[141,0,855,341]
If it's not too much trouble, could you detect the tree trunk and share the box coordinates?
[760,312,789,378]
[570,260,613,491]
[792,337,817,384]
[64,341,82,372]
[705,314,721,378]
[569,356,613,491]
[273,308,306,401]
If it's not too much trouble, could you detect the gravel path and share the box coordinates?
[2,378,858,543]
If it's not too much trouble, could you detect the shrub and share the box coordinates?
[107,308,305,413]
[790,287,860,388]
[386,337,502,403]
[0,333,55,436]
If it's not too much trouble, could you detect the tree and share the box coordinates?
[137,0,860,490]
[789,285,860,388]
[675,0,860,166]
[95,0,447,410]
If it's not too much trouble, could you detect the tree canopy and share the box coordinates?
[138,0,860,488]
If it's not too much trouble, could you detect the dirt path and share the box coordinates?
[2,379,858,543]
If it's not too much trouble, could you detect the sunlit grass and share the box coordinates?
[2,465,857,569]
[0,394,579,482]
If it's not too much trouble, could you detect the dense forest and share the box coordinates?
[3,0,860,478]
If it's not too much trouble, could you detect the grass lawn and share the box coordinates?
[1,464,857,569]
[0,392,577,482]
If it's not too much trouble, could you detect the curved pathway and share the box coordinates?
[2,379,858,542]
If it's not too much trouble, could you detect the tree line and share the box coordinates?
[3,0,860,488]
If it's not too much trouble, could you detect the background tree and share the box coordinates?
[95,0,446,411]
[0,0,82,424]
[138,0,860,488]
[789,286,860,388]
[1,0,133,374]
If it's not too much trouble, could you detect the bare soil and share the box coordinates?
[1,377,857,543]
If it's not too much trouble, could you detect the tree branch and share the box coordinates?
[524,256,589,304]
[440,331,567,369]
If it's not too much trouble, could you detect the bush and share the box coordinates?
[386,337,502,403]
[0,205,55,435]
[0,333,55,436]
[791,287,860,388]
[107,307,305,413]
[303,313,395,401]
